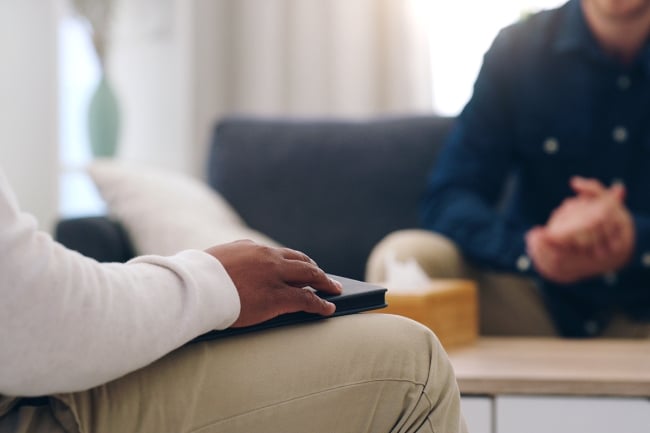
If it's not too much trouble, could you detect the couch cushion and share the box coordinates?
[88,159,280,257]
[208,115,454,280]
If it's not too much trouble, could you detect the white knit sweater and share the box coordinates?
[0,170,240,396]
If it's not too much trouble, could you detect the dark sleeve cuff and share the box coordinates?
[629,214,650,270]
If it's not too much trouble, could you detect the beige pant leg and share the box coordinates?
[476,272,557,336]
[367,229,557,336]
[0,402,67,433]
[602,315,650,338]
[51,314,466,433]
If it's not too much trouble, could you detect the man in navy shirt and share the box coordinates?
[370,0,650,337]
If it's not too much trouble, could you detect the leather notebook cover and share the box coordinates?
[190,274,387,342]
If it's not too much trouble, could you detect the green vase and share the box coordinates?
[88,73,120,158]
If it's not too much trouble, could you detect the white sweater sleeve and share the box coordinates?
[0,171,241,397]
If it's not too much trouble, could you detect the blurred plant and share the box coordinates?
[70,0,115,66]
[520,7,544,21]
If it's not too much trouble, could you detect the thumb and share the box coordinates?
[570,176,606,198]
[608,182,626,203]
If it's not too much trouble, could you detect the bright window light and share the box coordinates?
[58,12,106,217]
[428,0,566,115]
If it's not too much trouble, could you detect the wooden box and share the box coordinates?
[381,279,479,349]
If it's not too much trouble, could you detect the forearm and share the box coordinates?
[419,26,533,274]
[0,212,239,396]
[628,213,650,270]
[421,187,532,274]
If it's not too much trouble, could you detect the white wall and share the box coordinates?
[106,0,239,178]
[108,0,195,175]
[0,0,59,231]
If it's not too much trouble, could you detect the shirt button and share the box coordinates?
[543,137,559,154]
[603,272,617,285]
[642,253,650,267]
[584,320,600,335]
[516,255,531,272]
[611,178,625,187]
[612,126,628,143]
[617,75,631,90]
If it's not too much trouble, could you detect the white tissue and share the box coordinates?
[382,251,432,293]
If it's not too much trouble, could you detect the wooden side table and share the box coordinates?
[447,337,650,433]
[448,337,650,397]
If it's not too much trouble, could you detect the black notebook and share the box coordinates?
[191,274,387,342]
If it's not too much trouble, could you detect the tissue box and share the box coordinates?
[382,279,478,348]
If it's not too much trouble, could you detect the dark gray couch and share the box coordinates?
[55,115,455,281]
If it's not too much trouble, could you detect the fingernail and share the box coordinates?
[329,277,342,288]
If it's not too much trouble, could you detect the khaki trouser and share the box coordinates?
[366,229,650,338]
[0,314,467,433]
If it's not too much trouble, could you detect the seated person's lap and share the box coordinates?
[3,314,464,433]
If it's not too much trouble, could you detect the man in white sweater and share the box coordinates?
[0,169,466,433]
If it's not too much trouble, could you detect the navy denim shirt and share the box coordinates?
[421,0,650,337]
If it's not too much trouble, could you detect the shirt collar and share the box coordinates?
[554,0,650,74]
[553,0,599,56]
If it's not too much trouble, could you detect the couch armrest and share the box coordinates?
[54,216,135,263]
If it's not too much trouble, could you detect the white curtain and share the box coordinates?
[188,0,433,173]
[196,0,431,116]
[108,0,432,176]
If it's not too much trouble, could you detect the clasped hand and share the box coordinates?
[205,240,342,327]
[526,177,635,284]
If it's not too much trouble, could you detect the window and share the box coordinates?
[428,0,566,115]
[58,8,105,217]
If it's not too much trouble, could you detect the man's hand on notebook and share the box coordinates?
[205,240,342,328]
